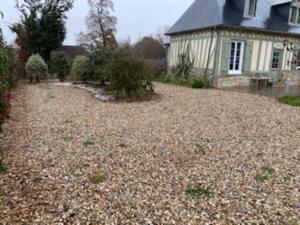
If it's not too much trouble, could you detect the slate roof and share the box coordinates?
[167,0,300,36]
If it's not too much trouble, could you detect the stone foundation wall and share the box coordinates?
[168,66,252,87]
[282,71,300,86]
[167,67,213,78]
[214,76,251,87]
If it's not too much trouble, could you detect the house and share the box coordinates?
[166,0,300,87]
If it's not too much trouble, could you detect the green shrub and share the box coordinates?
[105,48,152,98]
[89,49,113,84]
[191,79,207,89]
[0,85,11,132]
[70,55,91,82]
[25,54,48,83]
[0,41,15,131]
[49,51,70,81]
[153,75,212,89]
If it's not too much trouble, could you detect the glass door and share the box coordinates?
[270,49,283,80]
[228,41,245,75]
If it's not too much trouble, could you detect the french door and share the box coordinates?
[228,41,245,75]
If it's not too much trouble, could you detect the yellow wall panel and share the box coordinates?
[264,41,273,71]
[251,40,260,71]
[258,41,267,71]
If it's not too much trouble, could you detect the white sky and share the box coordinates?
[0,0,194,45]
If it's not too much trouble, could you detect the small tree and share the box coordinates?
[49,51,70,81]
[25,54,48,83]
[70,55,91,82]
[134,36,166,59]
[105,48,152,98]
[174,43,194,79]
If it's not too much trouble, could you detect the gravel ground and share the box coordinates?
[0,83,299,225]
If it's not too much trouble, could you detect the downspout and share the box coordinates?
[204,26,217,81]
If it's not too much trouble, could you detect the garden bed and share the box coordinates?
[53,82,115,102]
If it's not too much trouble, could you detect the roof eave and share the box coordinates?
[166,24,300,38]
[165,25,222,36]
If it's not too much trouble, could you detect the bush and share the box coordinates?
[89,49,113,84]
[134,36,166,59]
[25,54,48,83]
[153,75,212,89]
[0,85,11,132]
[145,59,167,76]
[105,48,152,98]
[49,51,70,81]
[0,39,15,131]
[0,46,16,90]
[191,79,208,89]
[70,55,91,82]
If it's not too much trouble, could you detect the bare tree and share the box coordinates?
[77,0,117,51]
[155,26,170,45]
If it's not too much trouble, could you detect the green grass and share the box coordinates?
[278,96,300,107]
[262,166,275,175]
[0,161,8,173]
[83,140,95,147]
[254,175,269,182]
[90,172,108,184]
[63,136,73,142]
[283,175,292,182]
[152,75,212,89]
[186,185,212,197]
[48,95,56,99]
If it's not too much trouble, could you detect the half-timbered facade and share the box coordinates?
[167,0,300,87]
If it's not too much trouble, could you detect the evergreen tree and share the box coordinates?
[12,0,74,62]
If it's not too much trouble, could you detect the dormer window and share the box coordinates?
[244,0,257,18]
[289,1,300,25]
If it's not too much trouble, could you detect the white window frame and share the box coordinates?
[244,0,257,18]
[228,41,245,75]
[289,3,300,26]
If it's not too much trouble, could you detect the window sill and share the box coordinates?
[288,22,300,27]
[243,15,255,19]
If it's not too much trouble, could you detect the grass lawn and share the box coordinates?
[278,95,300,107]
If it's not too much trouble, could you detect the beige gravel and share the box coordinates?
[0,83,299,225]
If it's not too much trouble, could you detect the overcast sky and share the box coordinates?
[0,0,194,45]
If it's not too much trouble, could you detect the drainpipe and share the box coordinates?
[204,27,217,81]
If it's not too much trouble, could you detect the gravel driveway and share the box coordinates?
[0,83,299,224]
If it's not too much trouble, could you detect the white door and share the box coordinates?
[228,41,245,75]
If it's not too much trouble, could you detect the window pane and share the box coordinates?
[248,0,257,17]
[291,7,297,23]
[230,43,235,70]
[272,51,280,69]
